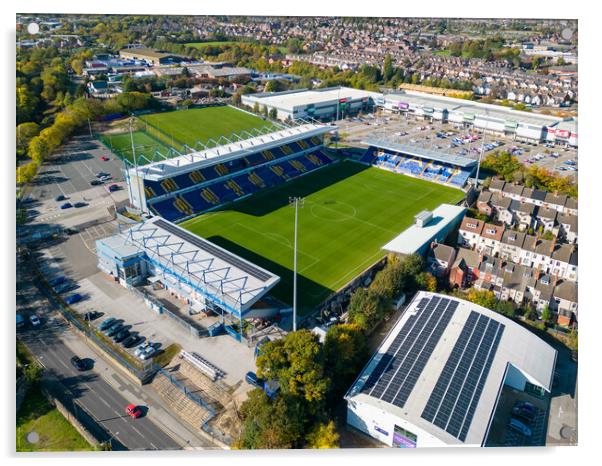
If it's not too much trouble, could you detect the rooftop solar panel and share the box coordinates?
[153,218,273,282]
[421,311,505,442]
[360,296,457,410]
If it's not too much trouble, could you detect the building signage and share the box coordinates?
[392,425,417,448]
[555,129,570,138]
[398,102,409,110]
[374,425,389,437]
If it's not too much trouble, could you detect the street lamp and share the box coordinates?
[289,196,304,332]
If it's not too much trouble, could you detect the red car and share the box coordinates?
[101,156,110,161]
[126,404,143,419]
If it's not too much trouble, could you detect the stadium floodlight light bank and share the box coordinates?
[289,196,305,332]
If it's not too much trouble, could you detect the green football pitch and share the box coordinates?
[139,106,277,149]
[100,106,276,164]
[99,131,173,165]
[180,161,465,315]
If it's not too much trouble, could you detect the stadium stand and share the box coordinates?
[358,144,475,188]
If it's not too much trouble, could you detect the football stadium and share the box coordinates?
[97,105,468,341]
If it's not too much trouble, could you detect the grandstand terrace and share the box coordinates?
[127,122,337,222]
[99,216,280,316]
[360,137,477,188]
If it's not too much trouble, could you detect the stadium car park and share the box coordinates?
[19,103,576,448]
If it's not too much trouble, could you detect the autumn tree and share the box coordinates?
[305,421,340,449]
[256,330,330,404]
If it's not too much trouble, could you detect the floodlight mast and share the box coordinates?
[289,196,304,332]
[129,117,146,214]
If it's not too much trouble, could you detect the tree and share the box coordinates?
[268,107,278,120]
[323,324,367,397]
[416,271,437,292]
[495,300,515,318]
[235,390,306,449]
[256,330,330,403]
[252,101,260,114]
[541,305,553,325]
[523,303,538,321]
[17,122,41,157]
[265,79,287,93]
[23,363,42,386]
[466,289,498,310]
[382,53,394,83]
[305,421,340,449]
[116,91,153,112]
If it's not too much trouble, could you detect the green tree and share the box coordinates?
[256,330,330,403]
[323,324,367,398]
[541,305,553,325]
[17,122,41,157]
[235,390,306,449]
[268,107,278,120]
[383,53,394,83]
[416,271,437,292]
[305,421,340,449]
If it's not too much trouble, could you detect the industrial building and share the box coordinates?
[243,86,577,146]
[379,91,577,146]
[119,47,184,66]
[345,291,557,447]
[241,87,380,121]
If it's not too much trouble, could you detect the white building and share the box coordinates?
[379,90,577,147]
[345,291,557,448]
[242,87,380,121]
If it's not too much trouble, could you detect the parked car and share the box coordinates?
[512,401,536,422]
[100,156,109,161]
[83,311,103,322]
[245,371,264,388]
[99,317,116,331]
[64,293,83,305]
[49,276,66,287]
[113,328,131,343]
[125,404,143,419]
[73,202,87,208]
[104,323,124,338]
[60,202,73,210]
[29,315,41,327]
[138,346,157,360]
[54,282,77,294]
[55,194,66,202]
[99,175,112,182]
[122,334,142,348]
[107,184,119,192]
[90,180,103,186]
[509,418,532,437]
[70,356,90,372]
[96,172,110,178]
[135,341,152,357]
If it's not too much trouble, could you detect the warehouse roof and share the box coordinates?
[386,91,564,127]
[345,291,557,446]
[245,86,381,111]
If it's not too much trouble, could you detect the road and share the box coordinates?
[17,262,181,451]
[19,322,181,451]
